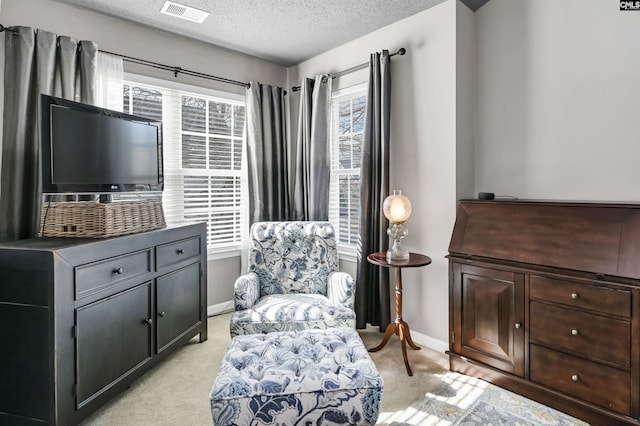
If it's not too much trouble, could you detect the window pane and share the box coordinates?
[209,101,232,136]
[209,138,231,170]
[339,137,351,169]
[123,86,130,112]
[132,87,163,121]
[233,138,242,170]
[352,96,366,132]
[210,176,239,207]
[339,100,351,135]
[182,96,206,132]
[352,133,363,169]
[338,176,351,242]
[233,105,245,137]
[183,175,210,212]
[182,135,206,169]
[123,85,163,122]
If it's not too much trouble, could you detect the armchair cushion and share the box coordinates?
[230,294,356,336]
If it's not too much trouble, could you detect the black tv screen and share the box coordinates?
[41,95,163,194]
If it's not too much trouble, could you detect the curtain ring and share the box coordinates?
[321,75,328,83]
[174,66,182,78]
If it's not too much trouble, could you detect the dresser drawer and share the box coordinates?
[530,301,630,367]
[530,275,630,318]
[156,236,200,270]
[530,344,630,415]
[75,250,152,299]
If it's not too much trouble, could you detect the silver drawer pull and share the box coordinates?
[158,311,166,317]
[113,267,123,275]
[145,318,153,325]
[176,248,185,254]
[571,329,579,336]
[571,293,579,299]
[514,323,521,329]
[571,374,579,382]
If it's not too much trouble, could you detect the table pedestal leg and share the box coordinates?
[368,267,421,376]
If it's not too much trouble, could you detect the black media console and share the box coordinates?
[0,222,207,425]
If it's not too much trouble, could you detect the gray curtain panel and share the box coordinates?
[355,50,391,330]
[293,74,331,221]
[0,27,98,242]
[245,81,290,224]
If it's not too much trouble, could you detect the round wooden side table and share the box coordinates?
[367,251,432,376]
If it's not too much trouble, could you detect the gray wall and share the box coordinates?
[475,0,640,201]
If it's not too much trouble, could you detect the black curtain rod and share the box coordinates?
[100,49,251,89]
[291,47,406,92]
[1,24,251,89]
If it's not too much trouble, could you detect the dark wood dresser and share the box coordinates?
[447,200,640,425]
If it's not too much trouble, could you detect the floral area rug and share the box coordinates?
[383,372,589,426]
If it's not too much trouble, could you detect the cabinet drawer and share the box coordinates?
[530,344,630,415]
[530,301,630,367]
[530,275,630,318]
[75,250,151,299]
[156,237,200,270]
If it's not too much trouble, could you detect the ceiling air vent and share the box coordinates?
[160,1,209,24]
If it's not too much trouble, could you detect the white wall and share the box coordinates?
[475,0,640,201]
[290,0,462,347]
[0,0,288,309]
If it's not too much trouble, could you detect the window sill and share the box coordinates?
[338,245,358,263]
[207,246,242,261]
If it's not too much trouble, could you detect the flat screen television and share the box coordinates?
[40,94,163,195]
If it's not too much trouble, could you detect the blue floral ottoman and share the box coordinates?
[210,327,383,425]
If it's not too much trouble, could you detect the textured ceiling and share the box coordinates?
[51,0,489,66]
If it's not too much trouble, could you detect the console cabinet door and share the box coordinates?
[451,262,525,376]
[156,262,201,353]
[75,282,153,408]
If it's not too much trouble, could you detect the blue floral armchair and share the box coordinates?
[230,221,356,337]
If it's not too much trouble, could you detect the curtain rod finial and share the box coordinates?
[397,48,406,56]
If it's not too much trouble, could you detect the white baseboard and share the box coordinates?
[409,329,449,354]
[207,300,233,316]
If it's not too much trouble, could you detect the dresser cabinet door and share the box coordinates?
[75,282,153,408]
[451,262,525,376]
[156,262,201,353]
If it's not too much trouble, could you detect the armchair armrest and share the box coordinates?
[327,271,355,310]
[234,272,260,311]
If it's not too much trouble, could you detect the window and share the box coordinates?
[329,84,367,256]
[121,76,246,256]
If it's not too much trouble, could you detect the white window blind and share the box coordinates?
[121,76,246,254]
[329,83,367,256]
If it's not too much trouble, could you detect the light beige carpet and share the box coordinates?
[80,314,584,425]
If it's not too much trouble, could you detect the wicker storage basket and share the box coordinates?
[40,199,166,238]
